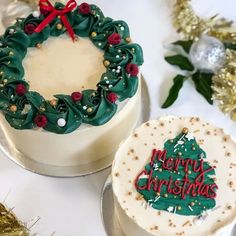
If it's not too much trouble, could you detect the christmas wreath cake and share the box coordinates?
[112,116,236,236]
[0,0,143,167]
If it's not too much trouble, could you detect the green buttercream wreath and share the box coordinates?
[0,2,143,134]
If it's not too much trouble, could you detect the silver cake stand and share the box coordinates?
[101,175,125,236]
[0,77,150,177]
[101,175,236,236]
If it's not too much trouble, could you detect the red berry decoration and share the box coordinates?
[24,23,37,35]
[15,84,27,96]
[40,8,50,16]
[34,114,48,128]
[71,92,83,102]
[126,63,139,77]
[79,3,91,14]
[108,33,121,45]
[107,92,118,103]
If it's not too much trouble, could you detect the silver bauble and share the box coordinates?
[189,35,226,73]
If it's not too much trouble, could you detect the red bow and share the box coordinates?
[35,0,77,41]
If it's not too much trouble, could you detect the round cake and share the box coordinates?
[112,116,236,236]
[0,1,143,167]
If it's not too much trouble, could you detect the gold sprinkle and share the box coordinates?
[128,192,132,196]
[56,23,63,30]
[190,202,195,206]
[50,99,57,107]
[177,206,182,210]
[103,60,110,67]
[182,127,189,134]
[36,43,42,49]
[3,79,7,84]
[223,136,228,142]
[136,194,144,201]
[164,193,168,198]
[87,107,93,113]
[154,226,159,230]
[182,220,190,227]
[9,51,14,56]
[91,32,97,37]
[114,172,119,177]
[74,36,79,42]
[9,105,17,112]
[125,37,131,43]
[226,152,231,157]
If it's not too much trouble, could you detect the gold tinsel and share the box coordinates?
[0,203,29,236]
[174,0,236,119]
[212,50,236,120]
[174,0,236,43]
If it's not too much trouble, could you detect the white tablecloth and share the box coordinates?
[0,0,235,235]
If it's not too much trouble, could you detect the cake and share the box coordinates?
[112,116,236,236]
[0,1,143,167]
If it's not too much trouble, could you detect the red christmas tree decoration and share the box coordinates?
[107,92,118,103]
[15,84,27,96]
[71,92,83,102]
[78,3,91,15]
[108,33,121,45]
[126,63,139,77]
[34,114,48,128]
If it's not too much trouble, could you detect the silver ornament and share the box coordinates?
[57,118,66,127]
[189,35,226,73]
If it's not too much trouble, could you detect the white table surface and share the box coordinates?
[0,0,236,235]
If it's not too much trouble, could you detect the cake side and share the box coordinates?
[112,116,236,236]
[0,78,141,166]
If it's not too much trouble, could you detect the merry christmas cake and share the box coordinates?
[0,1,143,167]
[112,116,236,236]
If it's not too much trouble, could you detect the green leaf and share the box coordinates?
[224,43,236,51]
[192,72,213,105]
[173,40,193,53]
[165,55,194,71]
[162,75,187,108]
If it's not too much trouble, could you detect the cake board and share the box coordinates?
[0,76,150,177]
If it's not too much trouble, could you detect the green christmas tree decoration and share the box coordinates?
[135,128,218,216]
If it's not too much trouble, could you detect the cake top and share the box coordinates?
[0,1,143,134]
[112,116,236,236]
